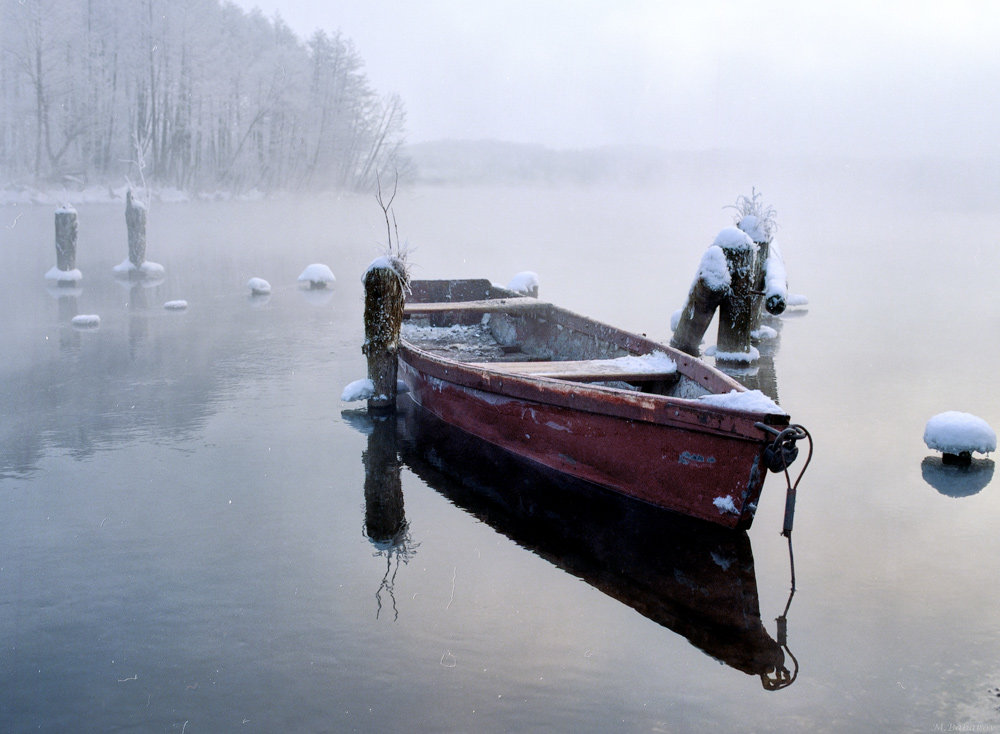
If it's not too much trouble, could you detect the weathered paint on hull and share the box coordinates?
[398,359,767,529]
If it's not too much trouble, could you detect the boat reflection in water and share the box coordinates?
[382,400,798,690]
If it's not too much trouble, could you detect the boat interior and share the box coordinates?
[402,279,711,398]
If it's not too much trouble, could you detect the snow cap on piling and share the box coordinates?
[713,226,754,252]
[737,215,769,244]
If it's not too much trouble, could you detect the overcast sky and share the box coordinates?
[232,0,1000,158]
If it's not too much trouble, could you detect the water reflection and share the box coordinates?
[719,313,783,401]
[385,400,798,689]
[921,456,995,497]
[349,408,418,620]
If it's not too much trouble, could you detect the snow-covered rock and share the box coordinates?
[341,378,409,402]
[164,300,188,310]
[924,412,996,456]
[248,277,271,295]
[299,263,335,288]
[342,378,375,402]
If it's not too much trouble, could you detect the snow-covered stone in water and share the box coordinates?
[341,378,375,402]
[698,388,786,415]
[506,271,539,296]
[248,277,271,295]
[923,412,996,458]
[71,314,100,328]
[164,300,188,310]
[299,263,335,288]
[44,265,82,283]
[713,226,755,252]
[341,378,409,402]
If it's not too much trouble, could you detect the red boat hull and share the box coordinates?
[398,354,771,529]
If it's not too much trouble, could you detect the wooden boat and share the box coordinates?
[398,278,805,530]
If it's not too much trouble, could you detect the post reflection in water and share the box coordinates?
[362,399,801,690]
[719,313,784,402]
[360,411,417,621]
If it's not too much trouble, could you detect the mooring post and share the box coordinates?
[738,215,787,332]
[54,205,78,273]
[125,189,147,268]
[715,227,759,360]
[670,245,731,356]
[670,227,760,360]
[363,259,407,413]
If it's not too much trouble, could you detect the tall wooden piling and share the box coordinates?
[363,258,408,412]
[670,246,730,356]
[715,229,758,360]
[671,228,760,361]
[54,206,78,272]
[125,189,147,268]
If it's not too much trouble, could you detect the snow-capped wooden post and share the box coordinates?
[715,227,758,361]
[670,245,730,355]
[730,191,786,332]
[363,257,408,413]
[670,227,759,362]
[54,206,78,272]
[125,189,147,268]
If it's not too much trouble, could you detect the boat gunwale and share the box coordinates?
[399,300,788,441]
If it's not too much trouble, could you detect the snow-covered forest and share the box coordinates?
[0,0,406,193]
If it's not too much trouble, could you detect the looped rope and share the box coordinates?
[754,422,812,690]
[755,423,813,536]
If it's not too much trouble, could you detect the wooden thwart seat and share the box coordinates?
[404,297,548,316]
[467,359,679,384]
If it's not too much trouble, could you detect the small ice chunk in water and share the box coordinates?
[164,300,188,310]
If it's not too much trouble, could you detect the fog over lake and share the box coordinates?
[3,155,1000,730]
[4,0,1000,730]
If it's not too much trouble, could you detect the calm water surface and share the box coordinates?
[2,169,1000,732]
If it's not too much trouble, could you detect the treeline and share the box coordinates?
[0,0,406,192]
